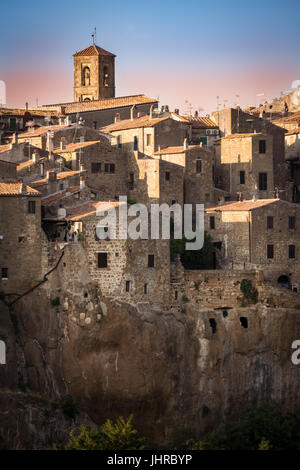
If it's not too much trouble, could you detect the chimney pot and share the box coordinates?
[183,138,188,150]
[47,170,57,182]
[149,105,153,120]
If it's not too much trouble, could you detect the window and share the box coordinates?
[103,66,109,86]
[59,183,64,191]
[210,216,215,229]
[97,252,107,268]
[1,268,8,279]
[93,121,98,130]
[144,283,148,294]
[133,135,138,150]
[91,162,101,173]
[289,216,296,229]
[289,245,296,259]
[28,201,36,214]
[128,172,134,190]
[148,254,155,267]
[267,244,274,259]
[125,280,131,292]
[259,140,266,154]
[239,171,245,185]
[146,134,152,146]
[171,200,177,206]
[259,172,268,191]
[104,163,115,174]
[267,216,273,229]
[82,66,90,86]
[165,171,170,181]
[117,135,122,149]
[196,159,202,173]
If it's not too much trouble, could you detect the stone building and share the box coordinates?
[0,106,64,144]
[0,182,42,294]
[101,113,190,157]
[73,44,116,102]
[0,159,17,180]
[214,133,275,200]
[273,110,300,132]
[17,124,101,152]
[205,199,300,288]
[42,200,170,308]
[29,169,85,196]
[187,115,220,147]
[154,144,215,205]
[211,108,288,193]
[52,138,128,199]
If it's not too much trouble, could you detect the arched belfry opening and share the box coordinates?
[103,66,109,87]
[277,275,290,289]
[82,66,90,86]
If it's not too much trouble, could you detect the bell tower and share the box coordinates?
[73,44,116,102]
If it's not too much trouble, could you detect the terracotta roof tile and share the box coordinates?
[188,116,218,128]
[42,95,158,114]
[73,44,116,57]
[53,140,100,153]
[221,133,264,140]
[101,115,169,133]
[30,170,85,186]
[0,182,40,196]
[43,200,125,221]
[285,128,300,135]
[17,157,47,171]
[0,107,64,117]
[206,199,279,212]
[18,125,71,139]
[154,145,200,155]
[0,144,11,154]
[41,186,80,205]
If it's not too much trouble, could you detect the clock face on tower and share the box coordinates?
[73,44,116,102]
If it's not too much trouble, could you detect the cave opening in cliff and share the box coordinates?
[240,317,248,328]
[277,275,290,289]
[209,318,217,334]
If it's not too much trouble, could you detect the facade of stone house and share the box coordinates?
[29,170,85,196]
[154,144,215,205]
[18,125,101,152]
[211,107,288,194]
[0,182,42,294]
[101,115,190,157]
[205,199,300,288]
[42,200,170,308]
[0,159,17,180]
[214,133,275,200]
[53,138,128,199]
[187,116,220,147]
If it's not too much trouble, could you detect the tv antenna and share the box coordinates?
[91,27,97,45]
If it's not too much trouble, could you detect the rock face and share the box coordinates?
[0,291,300,448]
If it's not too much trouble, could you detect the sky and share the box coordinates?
[0,0,300,114]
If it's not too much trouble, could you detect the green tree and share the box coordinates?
[170,231,214,270]
[56,415,146,450]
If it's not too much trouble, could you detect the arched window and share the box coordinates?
[103,66,109,87]
[82,67,90,86]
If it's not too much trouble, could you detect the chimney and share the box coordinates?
[25,102,28,112]
[130,105,136,121]
[47,170,57,182]
[21,183,27,194]
[32,150,39,163]
[114,113,120,123]
[199,142,203,147]
[12,132,18,144]
[183,138,188,150]
[174,108,179,115]
[194,110,199,117]
[80,136,85,142]
[149,105,153,120]
[60,138,66,150]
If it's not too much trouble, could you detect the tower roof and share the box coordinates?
[73,44,116,57]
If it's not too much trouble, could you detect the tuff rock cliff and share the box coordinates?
[0,285,300,449]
